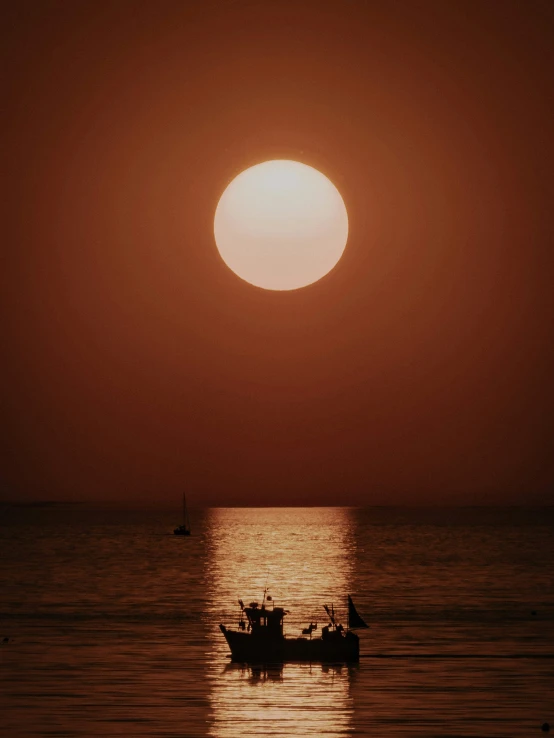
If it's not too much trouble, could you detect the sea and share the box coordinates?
[1,505,552,737]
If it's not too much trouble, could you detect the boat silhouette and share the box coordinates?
[173,492,191,536]
[220,592,368,663]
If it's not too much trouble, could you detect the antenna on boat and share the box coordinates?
[323,603,336,626]
[262,571,270,607]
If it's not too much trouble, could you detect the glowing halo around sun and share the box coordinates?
[214,160,348,290]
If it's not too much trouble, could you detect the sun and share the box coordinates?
[214,160,348,291]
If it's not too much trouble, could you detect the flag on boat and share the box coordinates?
[348,595,369,629]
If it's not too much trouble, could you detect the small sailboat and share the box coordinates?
[173,493,191,536]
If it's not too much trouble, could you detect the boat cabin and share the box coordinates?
[241,602,288,638]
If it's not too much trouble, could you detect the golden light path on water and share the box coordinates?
[204,508,358,738]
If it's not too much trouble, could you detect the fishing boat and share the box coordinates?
[173,493,191,536]
[219,591,368,663]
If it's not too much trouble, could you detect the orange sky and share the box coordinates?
[3,0,553,506]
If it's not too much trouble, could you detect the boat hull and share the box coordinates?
[173,527,190,536]
[220,625,360,663]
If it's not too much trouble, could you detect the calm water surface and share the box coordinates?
[1,506,552,736]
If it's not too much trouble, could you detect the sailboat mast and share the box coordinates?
[183,491,191,532]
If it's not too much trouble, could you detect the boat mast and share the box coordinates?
[183,492,191,532]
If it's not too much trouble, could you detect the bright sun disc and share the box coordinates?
[214,160,348,290]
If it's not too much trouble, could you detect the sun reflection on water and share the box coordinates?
[205,507,358,738]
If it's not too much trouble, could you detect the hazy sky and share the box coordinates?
[3,0,553,506]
